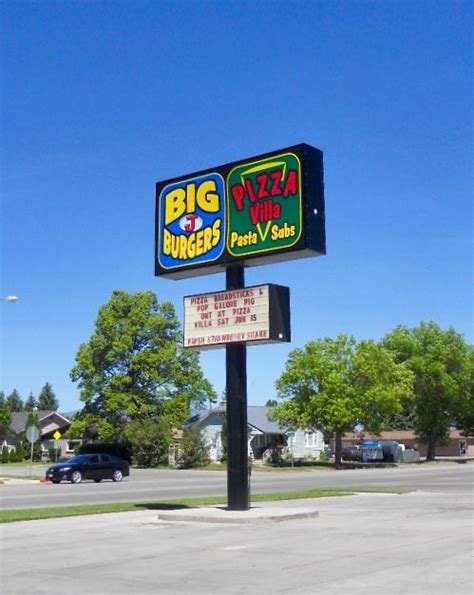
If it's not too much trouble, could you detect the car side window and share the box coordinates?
[89,456,99,464]
[100,455,111,463]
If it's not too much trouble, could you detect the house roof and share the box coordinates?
[10,411,71,434]
[247,406,287,434]
[188,405,287,434]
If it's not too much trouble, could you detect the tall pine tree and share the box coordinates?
[24,392,37,411]
[6,389,23,411]
[37,383,59,411]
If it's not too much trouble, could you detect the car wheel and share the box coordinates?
[94,479,102,483]
[70,470,82,484]
[112,469,123,482]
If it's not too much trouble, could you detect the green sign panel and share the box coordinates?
[226,153,302,257]
[155,143,325,279]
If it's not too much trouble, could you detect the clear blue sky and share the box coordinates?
[1,1,472,413]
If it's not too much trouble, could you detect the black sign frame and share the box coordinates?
[155,143,325,279]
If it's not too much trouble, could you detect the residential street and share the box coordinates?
[0,461,472,510]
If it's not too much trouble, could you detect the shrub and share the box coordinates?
[1,446,9,464]
[14,442,25,462]
[178,427,210,469]
[264,448,285,467]
[124,418,171,467]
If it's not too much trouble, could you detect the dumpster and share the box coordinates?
[360,441,384,462]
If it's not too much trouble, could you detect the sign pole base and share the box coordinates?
[226,265,250,511]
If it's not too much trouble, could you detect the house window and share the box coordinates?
[305,431,315,447]
[67,440,81,453]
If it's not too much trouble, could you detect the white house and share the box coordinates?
[186,405,324,462]
[3,411,77,460]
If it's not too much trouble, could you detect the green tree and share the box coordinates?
[452,345,474,438]
[0,392,12,441]
[37,383,59,411]
[272,335,413,465]
[383,322,473,460]
[69,290,216,442]
[178,426,210,469]
[124,417,171,467]
[6,389,23,411]
[24,392,38,411]
[1,445,9,464]
[14,441,25,462]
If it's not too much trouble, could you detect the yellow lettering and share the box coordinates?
[195,228,204,256]
[164,188,186,225]
[187,183,196,214]
[163,228,171,255]
[187,233,196,258]
[197,180,219,213]
[203,226,213,253]
[212,219,221,246]
[178,235,187,259]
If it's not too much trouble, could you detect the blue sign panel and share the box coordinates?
[157,173,226,271]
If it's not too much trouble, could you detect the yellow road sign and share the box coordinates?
[53,430,61,440]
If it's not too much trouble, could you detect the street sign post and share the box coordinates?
[25,425,40,475]
[53,431,61,462]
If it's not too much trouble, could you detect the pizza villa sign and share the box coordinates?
[183,284,290,350]
[155,144,325,279]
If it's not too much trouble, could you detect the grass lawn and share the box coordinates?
[0,487,409,524]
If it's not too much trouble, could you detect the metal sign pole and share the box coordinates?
[226,265,250,511]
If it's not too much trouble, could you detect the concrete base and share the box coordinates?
[157,504,319,524]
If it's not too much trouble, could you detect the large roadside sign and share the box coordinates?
[155,143,325,279]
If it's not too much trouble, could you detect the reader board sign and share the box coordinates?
[155,143,325,279]
[183,284,290,350]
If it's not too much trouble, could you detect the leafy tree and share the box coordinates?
[124,417,171,467]
[24,392,38,411]
[0,392,12,440]
[271,335,413,465]
[383,322,472,460]
[6,389,23,411]
[454,345,474,438]
[265,399,278,407]
[69,290,216,443]
[383,406,417,431]
[37,383,59,411]
[178,426,210,469]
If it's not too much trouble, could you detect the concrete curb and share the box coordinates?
[0,477,46,485]
[157,505,319,524]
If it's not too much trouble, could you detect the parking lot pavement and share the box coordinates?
[1,489,472,595]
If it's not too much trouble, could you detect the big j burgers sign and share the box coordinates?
[155,143,325,279]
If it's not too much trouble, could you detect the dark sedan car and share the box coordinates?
[45,453,130,484]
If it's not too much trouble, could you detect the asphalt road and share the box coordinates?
[1,462,472,510]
